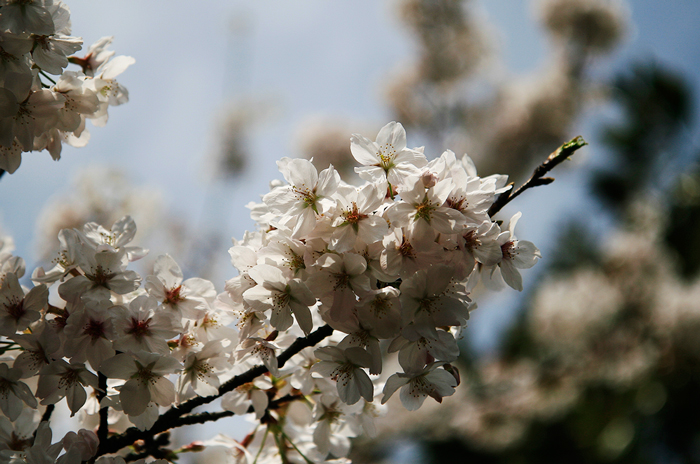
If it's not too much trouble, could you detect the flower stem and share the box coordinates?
[487,136,588,217]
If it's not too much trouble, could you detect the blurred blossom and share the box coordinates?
[384,70,428,130]
[209,100,273,180]
[35,166,162,261]
[398,0,490,84]
[529,269,622,355]
[476,66,583,175]
[296,118,367,180]
[538,0,629,55]
[386,0,626,181]
[654,280,700,355]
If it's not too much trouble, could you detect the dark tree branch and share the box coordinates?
[96,324,333,457]
[34,404,55,441]
[176,394,301,428]
[97,373,109,446]
[488,136,588,217]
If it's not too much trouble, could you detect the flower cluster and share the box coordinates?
[0,121,541,463]
[0,0,132,174]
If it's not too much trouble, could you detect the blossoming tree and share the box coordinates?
[0,2,586,463]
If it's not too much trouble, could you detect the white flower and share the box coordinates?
[112,295,179,355]
[243,264,316,335]
[76,36,115,77]
[328,183,387,253]
[59,429,98,463]
[177,339,230,400]
[235,337,279,377]
[145,254,213,320]
[57,245,140,303]
[355,286,402,340]
[311,394,358,458]
[0,84,65,151]
[399,266,471,340]
[0,408,38,454]
[24,421,63,464]
[52,71,99,133]
[78,216,147,261]
[11,321,61,379]
[305,253,370,322]
[380,227,443,279]
[86,55,135,126]
[32,32,82,75]
[0,272,47,336]
[256,237,309,279]
[386,176,465,247]
[351,122,426,190]
[62,302,116,369]
[263,158,340,238]
[32,228,82,285]
[99,351,181,417]
[381,363,458,411]
[389,329,460,372]
[221,376,272,419]
[311,346,373,405]
[0,363,37,421]
[35,360,97,416]
[0,1,54,35]
[482,212,541,291]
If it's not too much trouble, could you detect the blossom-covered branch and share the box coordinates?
[0,2,133,176]
[97,325,334,457]
[0,3,573,464]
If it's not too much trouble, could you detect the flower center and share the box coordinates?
[287,253,306,274]
[83,318,106,340]
[164,285,185,305]
[126,317,152,339]
[463,230,481,251]
[4,296,25,322]
[377,144,397,171]
[501,241,515,260]
[446,196,466,211]
[292,186,318,210]
[88,264,115,286]
[58,368,82,389]
[414,200,436,222]
[398,235,416,258]
[371,297,391,318]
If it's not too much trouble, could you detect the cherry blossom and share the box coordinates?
[311,346,374,405]
[0,364,37,421]
[36,360,98,416]
[350,121,427,191]
[99,351,181,416]
[263,158,340,238]
[382,362,458,411]
[244,264,316,335]
[0,272,47,336]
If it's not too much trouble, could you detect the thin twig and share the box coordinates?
[39,70,57,85]
[40,404,54,424]
[97,373,109,446]
[96,324,333,457]
[32,405,55,442]
[487,136,588,217]
[175,394,301,428]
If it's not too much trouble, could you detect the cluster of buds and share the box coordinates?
[0,0,132,174]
